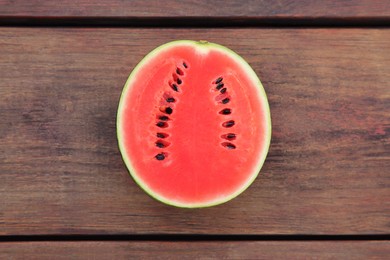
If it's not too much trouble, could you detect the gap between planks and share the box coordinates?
[0,234,389,242]
[0,16,390,28]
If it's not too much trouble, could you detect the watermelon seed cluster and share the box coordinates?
[215,77,236,150]
[170,67,184,92]
[155,61,188,161]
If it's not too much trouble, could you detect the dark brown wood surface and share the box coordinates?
[1,241,389,259]
[0,28,389,235]
[0,0,389,18]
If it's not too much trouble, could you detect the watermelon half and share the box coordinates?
[117,40,271,208]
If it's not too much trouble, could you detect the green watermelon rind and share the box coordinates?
[117,40,272,208]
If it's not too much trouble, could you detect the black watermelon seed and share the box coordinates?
[222,98,230,104]
[172,83,179,92]
[215,77,223,84]
[157,133,166,138]
[225,143,236,149]
[165,107,173,114]
[155,153,165,160]
[220,108,231,115]
[227,133,236,139]
[183,62,188,68]
[166,97,175,103]
[177,78,182,85]
[159,116,169,121]
[156,121,166,128]
[223,120,235,128]
[220,87,227,94]
[216,83,224,90]
[156,141,165,148]
[176,68,183,75]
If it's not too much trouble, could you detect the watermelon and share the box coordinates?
[117,40,271,208]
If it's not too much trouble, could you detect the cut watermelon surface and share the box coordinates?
[117,40,271,208]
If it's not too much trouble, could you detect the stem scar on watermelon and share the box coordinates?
[117,40,271,208]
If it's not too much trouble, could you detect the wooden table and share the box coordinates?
[1,1,389,258]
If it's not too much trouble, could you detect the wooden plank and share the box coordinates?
[0,28,389,235]
[1,241,389,259]
[0,0,389,18]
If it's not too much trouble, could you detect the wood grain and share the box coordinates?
[0,28,389,235]
[1,241,389,259]
[0,0,389,18]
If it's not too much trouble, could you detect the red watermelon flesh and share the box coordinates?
[117,40,271,208]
